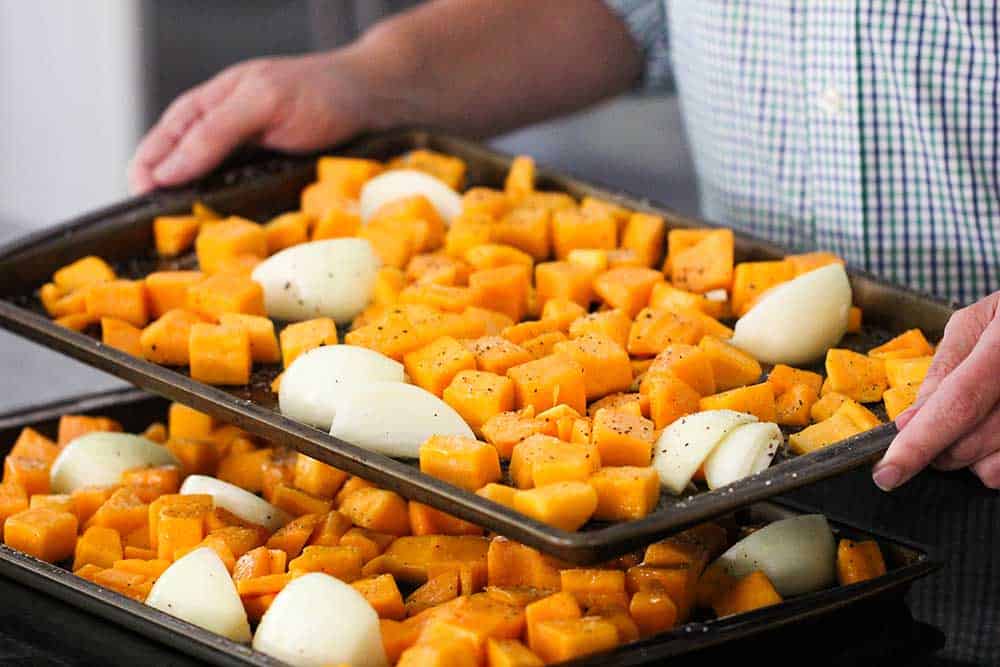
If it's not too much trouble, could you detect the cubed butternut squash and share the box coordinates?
[730,260,795,316]
[443,370,515,435]
[185,272,265,319]
[195,216,267,274]
[512,482,597,532]
[188,323,252,385]
[698,336,763,391]
[621,212,666,268]
[627,308,703,357]
[670,229,734,293]
[825,349,888,403]
[644,374,702,429]
[590,409,655,467]
[404,337,477,397]
[338,488,411,537]
[101,317,143,357]
[699,382,777,422]
[836,539,887,585]
[552,334,632,401]
[279,317,338,368]
[470,265,532,323]
[154,216,202,257]
[85,280,149,328]
[711,571,782,618]
[217,313,280,364]
[593,267,663,318]
[140,309,204,366]
[552,208,617,260]
[53,256,116,292]
[534,261,594,308]
[495,207,551,261]
[4,507,79,562]
[589,466,660,521]
[73,525,123,570]
[507,355,587,415]
[420,435,502,492]
[868,329,935,360]
[144,271,205,318]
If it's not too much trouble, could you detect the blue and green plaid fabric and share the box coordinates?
[607,1,999,306]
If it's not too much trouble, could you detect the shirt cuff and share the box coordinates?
[603,0,673,93]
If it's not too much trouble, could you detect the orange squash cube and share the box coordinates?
[622,212,666,268]
[697,336,761,391]
[266,514,322,559]
[4,507,78,562]
[88,487,149,535]
[486,638,544,667]
[644,343,716,396]
[311,198,362,240]
[167,402,214,440]
[512,482,597,531]
[627,307,703,357]
[487,537,563,591]
[494,207,551,260]
[629,589,678,636]
[288,544,363,581]
[370,195,446,253]
[185,272,265,319]
[503,318,562,345]
[404,336,477,397]
[271,483,333,517]
[593,267,663,318]
[810,391,850,422]
[154,215,203,257]
[530,617,619,664]
[885,356,933,390]
[213,313,279,364]
[480,408,545,460]
[264,211,311,254]
[442,370,515,435]
[292,454,347,499]
[589,466,660,522]
[73,525,123,570]
[670,229,734,293]
[100,317,143,357]
[389,149,466,189]
[644,374,702,429]
[140,309,205,365]
[2,458,50,496]
[316,156,383,196]
[767,363,824,396]
[552,208,616,259]
[465,337,533,376]
[29,494,73,514]
[524,591,582,651]
[166,437,221,477]
[156,503,206,561]
[567,310,630,351]
[699,382,777,422]
[868,328,935,360]
[0,482,29,530]
[775,383,820,427]
[507,355,587,414]
[883,385,918,421]
[188,323,252,385]
[195,216,267,274]
[53,256,116,291]
[825,349,888,402]
[534,261,594,308]
[10,428,59,463]
[144,271,205,318]
[552,334,632,401]
[788,407,865,454]
[353,574,406,620]
[590,410,655,467]
[84,280,149,328]
[462,187,510,220]
[712,571,782,618]
[279,317,339,367]
[339,488,411,537]
[419,435,502,492]
[505,155,536,200]
[731,260,795,316]
[509,435,597,490]
[560,568,628,610]
[836,539,887,585]
[469,265,531,323]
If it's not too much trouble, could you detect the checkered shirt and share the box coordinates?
[607,1,999,306]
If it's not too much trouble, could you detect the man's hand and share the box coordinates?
[873,290,1000,490]
[128,52,373,193]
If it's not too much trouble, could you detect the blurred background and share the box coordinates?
[0,0,697,409]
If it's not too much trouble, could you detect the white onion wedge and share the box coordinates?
[50,432,178,494]
[359,169,462,224]
[730,263,852,365]
[251,238,380,324]
[253,573,387,667]
[653,410,758,495]
[146,547,251,642]
[329,381,474,458]
[713,514,837,596]
[703,422,783,489]
[278,345,405,430]
[179,475,290,533]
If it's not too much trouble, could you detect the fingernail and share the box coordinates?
[153,151,185,183]
[873,463,903,491]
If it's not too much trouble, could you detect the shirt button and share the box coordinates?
[819,86,844,116]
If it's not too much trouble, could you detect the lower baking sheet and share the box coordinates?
[0,389,942,667]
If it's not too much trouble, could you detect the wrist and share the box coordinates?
[332,19,427,133]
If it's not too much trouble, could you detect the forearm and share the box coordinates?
[340,0,642,136]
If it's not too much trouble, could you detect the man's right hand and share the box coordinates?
[128,51,373,194]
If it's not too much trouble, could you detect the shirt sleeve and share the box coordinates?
[603,0,673,92]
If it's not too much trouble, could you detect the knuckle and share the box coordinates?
[976,467,1000,490]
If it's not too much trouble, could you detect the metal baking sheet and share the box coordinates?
[0,389,941,667]
[0,130,956,563]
